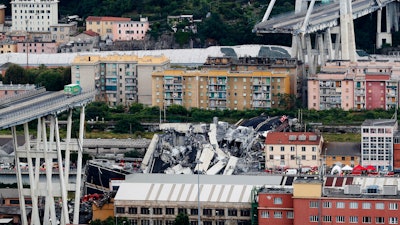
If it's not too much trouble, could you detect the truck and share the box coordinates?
[64,84,81,96]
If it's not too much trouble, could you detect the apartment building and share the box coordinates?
[308,60,400,110]
[264,132,324,170]
[86,16,131,41]
[112,17,149,41]
[152,69,291,110]
[11,0,58,32]
[361,119,397,171]
[71,54,170,106]
[204,57,303,101]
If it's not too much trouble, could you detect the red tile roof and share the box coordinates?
[86,16,131,22]
[265,132,321,145]
[84,30,99,36]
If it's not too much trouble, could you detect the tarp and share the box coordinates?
[353,165,367,171]
[331,165,341,175]
[342,165,353,171]
[366,165,376,171]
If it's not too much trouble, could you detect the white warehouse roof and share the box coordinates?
[0,45,292,67]
[115,173,283,203]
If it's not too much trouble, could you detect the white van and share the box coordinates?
[284,168,298,175]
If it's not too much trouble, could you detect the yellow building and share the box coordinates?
[152,69,291,110]
[0,43,17,53]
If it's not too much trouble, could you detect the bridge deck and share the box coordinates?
[0,90,96,129]
[254,0,394,34]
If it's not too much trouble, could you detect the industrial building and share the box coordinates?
[113,173,283,225]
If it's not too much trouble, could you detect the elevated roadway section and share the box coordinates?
[0,89,96,225]
[254,0,400,74]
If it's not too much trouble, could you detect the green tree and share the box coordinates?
[129,103,144,114]
[35,70,64,91]
[174,213,189,225]
[4,64,27,84]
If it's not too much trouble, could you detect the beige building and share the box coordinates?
[152,69,291,110]
[264,132,324,170]
[49,23,78,43]
[86,16,131,41]
[0,42,17,53]
[71,54,170,106]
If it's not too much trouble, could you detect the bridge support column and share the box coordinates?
[339,0,356,62]
[376,2,398,49]
[11,107,85,225]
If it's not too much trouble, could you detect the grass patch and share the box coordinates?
[322,133,361,142]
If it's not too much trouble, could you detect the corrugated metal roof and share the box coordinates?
[115,174,283,203]
[0,45,292,67]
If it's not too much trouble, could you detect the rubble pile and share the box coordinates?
[141,118,269,175]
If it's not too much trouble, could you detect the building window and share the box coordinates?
[215,209,224,216]
[178,208,186,214]
[323,202,332,208]
[274,211,282,218]
[310,216,319,222]
[375,203,384,210]
[389,217,398,224]
[141,208,150,214]
[280,146,284,152]
[350,216,358,223]
[240,209,250,217]
[309,201,319,208]
[274,197,282,204]
[203,209,212,216]
[153,208,162,215]
[261,211,269,218]
[349,202,358,209]
[141,220,150,225]
[362,202,371,209]
[116,207,125,213]
[302,147,306,152]
[390,203,398,210]
[312,147,316,152]
[128,207,137,214]
[190,208,198,215]
[269,146,273,151]
[336,216,345,223]
[336,202,345,208]
[376,217,385,224]
[362,216,371,223]
[166,208,175,215]
[154,220,163,225]
[228,209,237,216]
[323,216,332,222]
[290,146,295,152]
[287,211,294,219]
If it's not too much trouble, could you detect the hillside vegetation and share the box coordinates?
[0,0,395,52]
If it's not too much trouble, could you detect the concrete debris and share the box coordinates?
[141,118,273,175]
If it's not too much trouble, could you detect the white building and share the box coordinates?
[11,0,59,32]
[114,173,283,225]
[361,119,397,171]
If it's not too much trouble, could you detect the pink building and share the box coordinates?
[17,41,58,54]
[112,17,149,41]
[308,60,400,110]
[0,84,36,98]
